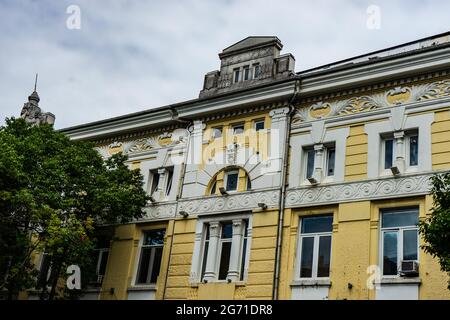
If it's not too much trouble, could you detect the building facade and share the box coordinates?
[58,34,450,300]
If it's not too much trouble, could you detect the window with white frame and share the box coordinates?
[149,170,160,196]
[37,252,52,289]
[224,170,239,192]
[233,68,240,83]
[304,147,315,179]
[253,63,261,79]
[254,119,265,132]
[297,215,333,279]
[303,143,336,181]
[380,208,419,276]
[135,229,165,285]
[212,127,222,139]
[381,130,419,172]
[165,167,174,196]
[243,65,251,81]
[90,248,109,285]
[196,217,251,283]
[232,123,245,135]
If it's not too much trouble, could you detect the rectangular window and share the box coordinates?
[149,170,160,195]
[232,123,245,135]
[380,208,419,276]
[212,127,222,139]
[225,171,239,192]
[233,68,240,83]
[136,229,165,285]
[199,219,250,282]
[298,215,333,279]
[305,148,315,179]
[384,139,394,169]
[243,65,250,81]
[37,253,51,289]
[165,168,174,196]
[253,64,261,79]
[254,120,265,132]
[326,147,336,176]
[218,222,232,280]
[409,135,419,166]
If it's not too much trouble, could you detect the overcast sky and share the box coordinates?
[0,0,449,129]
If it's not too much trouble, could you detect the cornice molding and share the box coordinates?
[177,189,280,216]
[285,173,436,208]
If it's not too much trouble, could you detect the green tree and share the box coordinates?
[419,172,450,290]
[0,118,149,299]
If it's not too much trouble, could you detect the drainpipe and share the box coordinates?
[162,108,192,300]
[272,78,300,300]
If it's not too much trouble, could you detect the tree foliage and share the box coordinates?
[0,118,148,299]
[419,172,450,289]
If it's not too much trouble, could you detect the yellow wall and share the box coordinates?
[344,125,368,181]
[100,221,170,300]
[432,109,450,170]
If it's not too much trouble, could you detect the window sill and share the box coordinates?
[376,277,421,285]
[290,279,331,287]
[190,281,246,288]
[127,284,157,291]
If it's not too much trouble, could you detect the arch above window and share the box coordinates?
[207,166,251,195]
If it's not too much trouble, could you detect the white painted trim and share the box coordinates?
[190,213,252,284]
[365,111,433,178]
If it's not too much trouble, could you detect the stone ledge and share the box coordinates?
[290,279,332,287]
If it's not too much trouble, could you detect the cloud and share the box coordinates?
[0,0,448,129]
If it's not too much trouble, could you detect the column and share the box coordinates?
[313,143,324,183]
[394,130,405,173]
[227,219,245,281]
[203,221,220,282]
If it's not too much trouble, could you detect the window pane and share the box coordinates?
[255,121,265,131]
[301,216,333,234]
[384,139,393,169]
[244,67,250,80]
[254,64,261,78]
[381,209,418,228]
[38,254,51,288]
[212,127,222,139]
[306,149,315,178]
[383,232,398,276]
[403,230,418,261]
[98,251,109,276]
[234,69,240,83]
[233,125,244,135]
[409,135,418,166]
[166,170,173,196]
[210,181,217,195]
[137,247,151,284]
[150,172,159,195]
[218,242,232,280]
[327,148,336,176]
[240,238,247,281]
[143,230,165,245]
[317,236,332,277]
[221,222,233,239]
[300,237,314,278]
[201,241,209,280]
[150,247,163,283]
[226,173,238,191]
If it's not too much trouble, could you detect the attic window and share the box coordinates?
[243,66,250,81]
[253,64,261,79]
[233,68,240,83]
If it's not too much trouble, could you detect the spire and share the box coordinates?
[28,73,40,103]
[20,74,55,126]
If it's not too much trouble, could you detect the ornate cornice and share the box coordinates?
[285,173,434,208]
[177,190,280,216]
[293,76,450,125]
[139,202,177,221]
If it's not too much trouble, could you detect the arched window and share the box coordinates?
[207,167,251,195]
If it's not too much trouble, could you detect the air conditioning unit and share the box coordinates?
[399,260,419,276]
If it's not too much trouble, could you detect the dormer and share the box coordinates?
[199,36,295,98]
